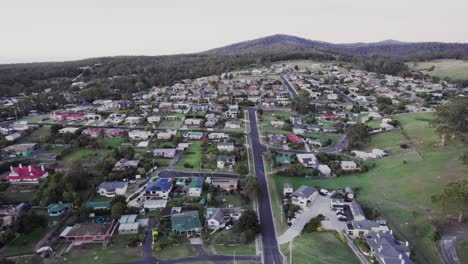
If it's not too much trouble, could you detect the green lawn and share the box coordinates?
[280,232,359,264]
[19,126,51,143]
[273,112,467,264]
[155,241,198,260]
[158,119,183,129]
[0,185,36,203]
[408,59,468,81]
[363,130,413,156]
[456,240,468,264]
[204,228,256,256]
[174,142,202,171]
[0,227,48,257]
[61,235,143,264]
[259,111,292,135]
[60,148,111,164]
[98,137,126,147]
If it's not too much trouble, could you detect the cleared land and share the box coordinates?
[280,232,359,264]
[275,112,467,264]
[0,227,48,257]
[174,141,202,171]
[155,241,198,260]
[408,59,468,81]
[61,235,143,264]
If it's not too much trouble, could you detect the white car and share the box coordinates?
[319,189,329,196]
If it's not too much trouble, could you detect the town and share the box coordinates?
[0,58,466,264]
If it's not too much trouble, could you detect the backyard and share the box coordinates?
[174,141,202,171]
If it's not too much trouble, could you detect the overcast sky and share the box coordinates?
[1,0,467,63]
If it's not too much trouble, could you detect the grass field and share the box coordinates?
[158,119,183,129]
[19,126,51,143]
[408,59,468,81]
[362,130,413,156]
[174,141,202,171]
[456,240,468,264]
[0,185,36,203]
[98,137,125,147]
[62,235,143,264]
[273,112,467,264]
[205,228,256,256]
[280,232,359,264]
[155,241,198,260]
[0,227,48,257]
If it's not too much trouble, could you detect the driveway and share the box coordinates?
[277,195,346,244]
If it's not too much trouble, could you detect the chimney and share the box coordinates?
[399,254,402,260]
[401,259,405,264]
[19,164,22,168]
[390,229,393,235]
[28,165,32,172]
[10,166,13,172]
[405,241,409,247]
[41,165,45,171]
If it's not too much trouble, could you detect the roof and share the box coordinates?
[291,185,317,199]
[85,201,111,209]
[171,211,202,232]
[119,214,137,224]
[118,222,139,231]
[145,178,173,192]
[2,143,37,153]
[47,203,72,213]
[276,156,293,164]
[217,155,234,162]
[284,183,293,189]
[366,232,413,264]
[97,181,127,190]
[5,165,47,180]
[188,177,204,189]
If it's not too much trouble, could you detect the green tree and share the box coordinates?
[432,180,468,224]
[432,97,468,146]
[346,123,372,149]
[238,210,261,242]
[244,176,262,200]
[111,202,126,219]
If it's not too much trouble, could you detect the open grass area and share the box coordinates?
[155,241,198,260]
[0,227,48,257]
[280,232,359,264]
[205,228,256,256]
[456,240,468,264]
[259,111,293,135]
[363,130,413,156]
[273,112,467,264]
[408,59,468,81]
[60,148,111,164]
[19,126,51,143]
[62,235,143,264]
[20,114,50,123]
[174,141,202,171]
[98,137,126,147]
[158,119,183,129]
[0,184,36,203]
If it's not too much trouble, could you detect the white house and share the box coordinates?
[187,177,204,197]
[341,161,358,171]
[318,164,332,176]
[143,199,168,211]
[128,130,153,140]
[296,153,318,168]
[283,183,293,196]
[217,142,235,152]
[291,185,318,209]
[206,207,243,230]
[96,182,128,197]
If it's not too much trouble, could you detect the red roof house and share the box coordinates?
[4,164,48,183]
[287,134,303,143]
[320,113,339,121]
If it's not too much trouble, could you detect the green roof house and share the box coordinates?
[275,155,294,165]
[171,210,202,236]
[48,203,72,217]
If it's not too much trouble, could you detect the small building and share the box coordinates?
[154,148,177,159]
[296,153,318,168]
[217,155,235,169]
[217,142,235,152]
[118,215,139,235]
[47,203,72,217]
[113,158,140,172]
[59,127,80,134]
[206,207,243,230]
[340,161,358,171]
[318,164,332,176]
[291,185,318,209]
[104,128,126,138]
[1,143,38,157]
[187,177,204,197]
[128,130,152,140]
[171,210,202,237]
[96,181,128,197]
[85,201,111,210]
[346,220,390,238]
[283,183,293,196]
[143,199,168,211]
[211,177,238,191]
[289,114,302,124]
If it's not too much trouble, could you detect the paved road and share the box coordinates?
[143,218,157,261]
[247,108,285,264]
[280,75,298,98]
[331,86,355,104]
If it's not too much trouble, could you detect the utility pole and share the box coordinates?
[289,239,292,264]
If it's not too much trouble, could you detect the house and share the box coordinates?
[47,203,72,217]
[12,121,29,131]
[128,130,152,140]
[346,220,390,238]
[1,143,38,157]
[171,210,202,236]
[96,181,128,197]
[275,155,293,166]
[143,199,168,211]
[82,128,102,138]
[118,215,139,235]
[366,232,413,264]
[85,201,111,210]
[145,178,173,199]
[318,164,332,176]
[60,222,114,242]
[296,153,318,168]
[225,120,241,129]
[287,134,303,143]
[352,149,387,160]
[211,177,238,191]
[183,131,204,140]
[283,183,293,196]
[289,114,302,124]
[188,177,204,197]
[113,158,140,172]
[206,207,243,230]
[291,185,318,209]
[125,116,142,126]
[341,161,358,171]
[4,164,48,183]
[208,133,228,140]
[217,155,235,169]
[59,127,80,134]
[184,118,202,127]
[217,142,235,152]
[380,118,395,130]
[5,133,21,141]
[147,116,161,124]
[348,201,366,221]
[321,113,339,121]
[269,135,287,145]
[104,128,126,138]
[271,121,285,128]
[154,148,177,159]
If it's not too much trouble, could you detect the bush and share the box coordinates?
[183,162,194,168]
[302,214,324,233]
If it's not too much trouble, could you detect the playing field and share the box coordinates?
[408,59,468,81]
[275,112,467,264]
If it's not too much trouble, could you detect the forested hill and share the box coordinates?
[205,34,468,60]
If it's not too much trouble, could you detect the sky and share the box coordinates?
[1,0,467,63]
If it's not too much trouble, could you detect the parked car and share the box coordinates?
[319,189,329,196]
